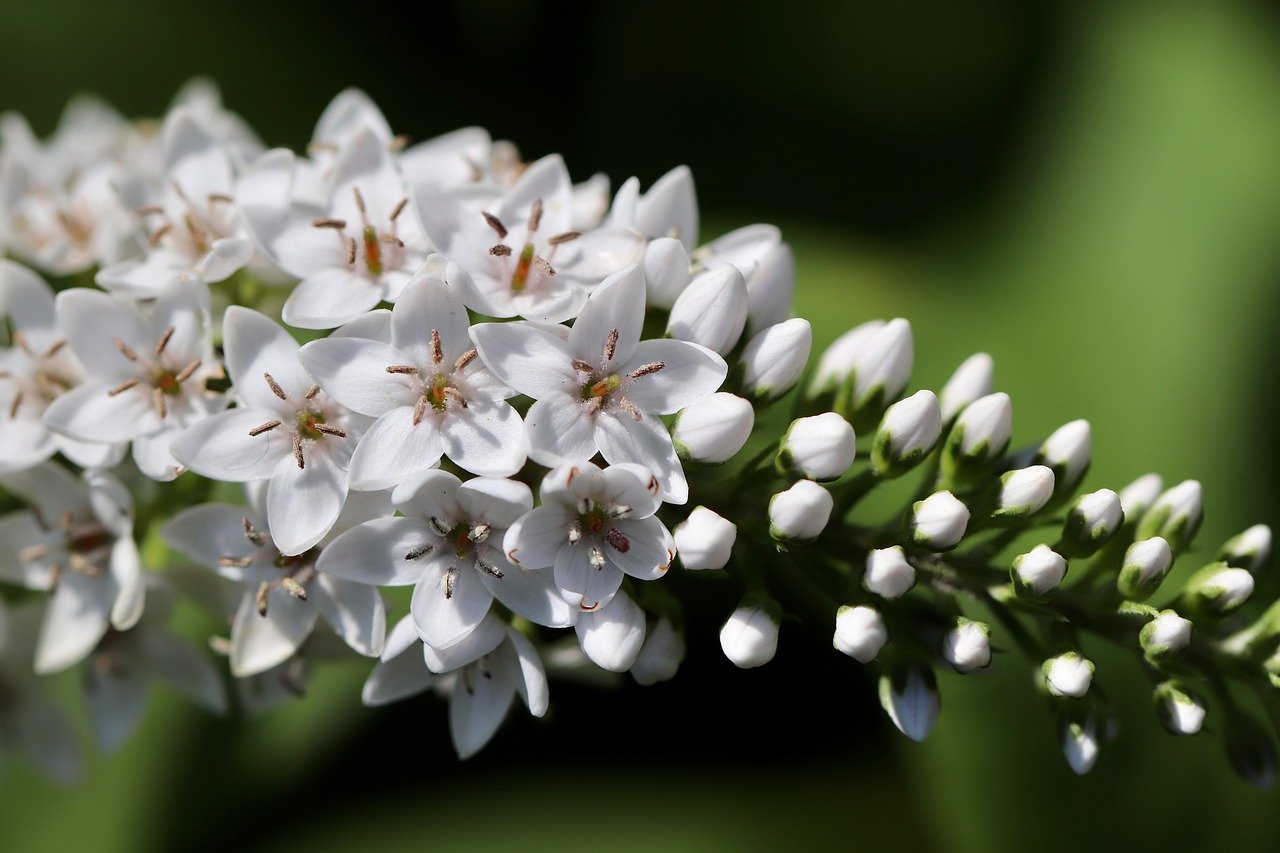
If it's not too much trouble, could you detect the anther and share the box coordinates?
[243,517,266,547]
[208,193,234,205]
[218,555,254,568]
[431,329,443,365]
[413,394,429,426]
[603,329,619,363]
[352,187,367,216]
[256,581,271,616]
[263,372,288,400]
[404,543,434,561]
[454,349,478,371]
[292,434,305,469]
[482,211,507,239]
[113,338,139,362]
[567,521,582,544]
[548,230,581,246]
[281,576,308,600]
[347,238,357,267]
[475,555,504,579]
[386,364,419,375]
[442,387,468,409]
[152,387,168,418]
[608,505,632,519]
[389,198,409,222]
[306,384,320,399]
[148,224,172,247]
[468,523,491,544]
[249,419,281,436]
[381,234,404,248]
[628,362,665,379]
[588,546,606,569]
[390,134,409,152]
[428,516,453,537]
[533,256,555,277]
[8,391,22,418]
[43,339,66,358]
[108,378,138,396]
[175,359,202,383]
[134,204,164,217]
[571,359,593,373]
[312,217,347,230]
[606,527,631,553]
[489,244,512,257]
[528,198,543,233]
[315,424,347,438]
[619,398,643,421]
[443,567,458,599]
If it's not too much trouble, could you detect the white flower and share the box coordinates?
[1117,536,1172,600]
[1044,652,1094,698]
[43,281,223,481]
[161,487,389,677]
[666,265,748,355]
[1012,544,1068,599]
[0,463,144,674]
[1154,681,1206,736]
[418,154,643,322]
[472,265,727,503]
[1140,610,1192,660]
[96,109,254,297]
[1118,473,1163,518]
[1035,419,1091,492]
[833,605,887,663]
[768,480,833,542]
[909,491,969,550]
[943,619,992,673]
[719,599,779,668]
[739,318,812,402]
[994,466,1055,519]
[672,392,754,465]
[872,390,942,476]
[631,615,685,685]
[779,413,855,482]
[1062,714,1100,775]
[502,460,674,613]
[574,588,648,672]
[673,507,736,571]
[318,469,572,649]
[863,546,915,600]
[239,129,429,329]
[939,352,993,421]
[879,666,939,742]
[298,271,526,488]
[170,307,365,555]
[0,261,124,472]
[0,600,81,782]
[607,166,699,251]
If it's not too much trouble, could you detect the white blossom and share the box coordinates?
[939,352,993,421]
[768,480,833,541]
[672,507,736,571]
[863,546,915,600]
[719,599,779,669]
[834,605,887,663]
[672,392,754,465]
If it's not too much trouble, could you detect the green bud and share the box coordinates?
[1060,489,1123,557]
[1217,524,1271,575]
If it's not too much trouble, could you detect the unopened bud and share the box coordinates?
[939,352,993,422]
[673,507,736,571]
[834,604,888,663]
[909,491,969,551]
[1218,524,1271,575]
[993,465,1055,520]
[942,618,992,674]
[740,318,812,402]
[768,480,833,542]
[830,318,914,428]
[666,265,748,355]
[1140,610,1192,661]
[1062,712,1100,775]
[1118,473,1163,519]
[1061,489,1123,556]
[941,392,1011,486]
[1183,562,1254,615]
[1012,544,1068,600]
[672,392,754,464]
[863,546,916,600]
[1033,419,1091,500]
[631,616,686,686]
[871,390,942,478]
[778,413,855,482]
[1117,536,1173,600]
[1153,681,1206,736]
[1043,652,1094,698]
[1135,480,1202,555]
[878,664,939,742]
[719,598,780,669]
[641,237,691,308]
[810,319,883,397]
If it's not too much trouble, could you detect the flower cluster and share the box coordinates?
[2,83,1279,786]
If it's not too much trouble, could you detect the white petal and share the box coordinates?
[448,660,515,760]
[281,269,384,330]
[525,392,597,467]
[170,407,288,481]
[391,467,463,522]
[622,339,727,414]
[637,165,698,249]
[575,589,646,672]
[348,407,444,491]
[411,559,494,649]
[55,288,150,381]
[161,502,255,570]
[197,238,254,283]
[298,337,419,417]
[567,265,645,366]
[314,573,386,656]
[362,645,434,706]
[0,259,56,328]
[456,476,532,529]
[594,411,689,504]
[266,453,348,556]
[222,306,310,406]
[600,464,663,519]
[607,517,674,580]
[554,544,624,612]
[318,516,438,585]
[503,506,570,570]
[422,611,506,673]
[108,536,146,630]
[34,571,114,674]
[130,429,183,482]
[442,401,527,477]
[84,661,148,752]
[0,512,56,589]
[229,587,320,677]
[563,228,644,282]
[390,274,473,367]
[481,562,575,628]
[470,322,576,399]
[333,307,392,343]
[496,153,573,232]
[501,626,549,716]
[43,382,157,443]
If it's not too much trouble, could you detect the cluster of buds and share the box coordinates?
[0,83,1278,789]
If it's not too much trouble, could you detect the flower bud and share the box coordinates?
[941,392,1011,486]
[778,413,855,482]
[631,616,686,686]
[672,392,754,465]
[992,465,1055,520]
[666,265,748,355]
[942,618,992,673]
[1062,712,1100,775]
[878,664,939,742]
[1218,524,1271,575]
[1153,681,1206,736]
[740,318,812,402]
[1135,480,1202,555]
[641,237,691,308]
[1012,544,1068,600]
[1043,652,1094,698]
[768,480,833,542]
[908,491,969,551]
[719,597,780,669]
[863,546,916,600]
[939,352,993,422]
[673,507,736,571]
[1140,610,1192,661]
[831,318,914,428]
[745,242,795,333]
[1183,562,1254,615]
[1118,473,1163,518]
[834,604,888,663]
[871,390,942,478]
[810,319,884,397]
[1033,419,1091,500]
[1061,489,1123,556]
[1116,536,1173,600]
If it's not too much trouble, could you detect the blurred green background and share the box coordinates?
[4,0,1280,849]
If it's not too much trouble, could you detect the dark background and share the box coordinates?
[5,1,1280,850]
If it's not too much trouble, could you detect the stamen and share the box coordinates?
[548,230,581,246]
[307,141,338,154]
[12,331,32,355]
[263,372,288,400]
[482,211,508,239]
[68,552,103,576]
[619,398,643,421]
[413,394,429,426]
[292,434,305,469]
[431,329,443,365]
[603,329,619,363]
[306,384,320,399]
[628,362,665,379]
[347,238,357,267]
[218,555,254,568]
[8,391,22,418]
[113,338,139,361]
[43,339,66,358]
[315,424,346,438]
[528,198,543,233]
[428,516,453,537]
[386,364,419,375]
[154,326,175,355]
[533,256,555,277]
[606,527,631,553]
[475,555,504,579]
[281,576,308,600]
[208,193,234,205]
[588,546,606,569]
[468,523,491,543]
[380,234,405,248]
[243,517,266,547]
[443,567,458,599]
[404,543,434,560]
[608,505,632,519]
[567,521,582,544]
[175,359,202,383]
[256,581,270,616]
[571,359,594,373]
[152,387,168,418]
[249,419,282,436]
[442,387,468,409]
[108,378,139,396]
[390,134,409,152]
[134,204,164,217]
[312,217,347,230]
[489,244,512,257]
[454,349,478,371]
[148,223,172,247]
[389,198,409,222]
[352,187,367,216]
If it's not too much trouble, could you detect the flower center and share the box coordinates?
[104,326,204,419]
[311,188,409,281]
[481,198,581,295]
